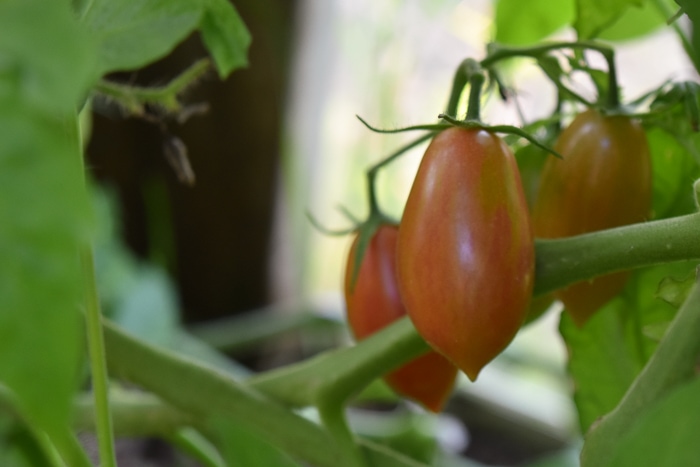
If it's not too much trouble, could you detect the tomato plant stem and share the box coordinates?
[82,249,118,467]
[93,58,210,116]
[248,317,430,407]
[534,213,700,296]
[481,41,620,109]
[318,404,366,467]
[466,71,485,121]
[71,111,118,467]
[102,320,424,467]
[581,276,700,466]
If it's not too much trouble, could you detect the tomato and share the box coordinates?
[532,109,652,326]
[397,127,534,381]
[344,225,457,412]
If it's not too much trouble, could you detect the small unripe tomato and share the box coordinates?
[344,225,457,412]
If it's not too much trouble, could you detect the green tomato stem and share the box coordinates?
[93,58,210,115]
[465,71,485,121]
[81,249,118,467]
[580,276,700,466]
[534,213,700,296]
[482,41,620,110]
[318,404,366,467]
[247,317,430,407]
[102,320,351,467]
[71,110,118,467]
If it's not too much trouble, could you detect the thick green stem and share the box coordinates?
[318,404,366,467]
[102,320,349,467]
[534,213,700,296]
[581,276,700,466]
[247,318,429,407]
[81,250,118,467]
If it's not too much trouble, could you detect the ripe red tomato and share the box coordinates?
[533,109,652,326]
[344,225,457,412]
[397,127,535,381]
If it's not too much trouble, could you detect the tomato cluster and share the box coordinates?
[343,108,651,407]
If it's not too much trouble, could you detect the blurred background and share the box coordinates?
[85,0,696,465]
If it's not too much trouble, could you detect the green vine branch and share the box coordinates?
[92,58,211,119]
[534,213,700,295]
[101,320,424,467]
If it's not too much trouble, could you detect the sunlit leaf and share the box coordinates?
[494,0,575,45]
[575,0,643,39]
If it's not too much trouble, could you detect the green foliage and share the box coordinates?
[607,376,700,467]
[494,0,574,45]
[0,0,94,436]
[200,0,252,78]
[575,0,644,39]
[83,0,250,77]
[598,0,676,42]
[83,0,202,75]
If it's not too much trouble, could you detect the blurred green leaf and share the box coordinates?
[82,0,250,78]
[0,0,95,113]
[83,0,202,75]
[656,273,696,307]
[647,128,700,218]
[494,0,574,45]
[575,0,643,39]
[598,0,674,42]
[607,376,700,466]
[0,0,94,436]
[200,0,251,78]
[112,266,180,349]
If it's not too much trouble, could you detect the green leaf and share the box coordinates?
[0,0,94,436]
[656,274,696,307]
[494,0,575,45]
[0,0,96,113]
[560,304,642,433]
[646,127,700,219]
[83,0,202,75]
[675,1,700,73]
[200,0,251,78]
[560,262,696,433]
[598,0,674,42]
[575,0,644,39]
[607,376,700,467]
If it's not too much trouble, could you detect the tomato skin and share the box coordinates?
[533,109,652,326]
[397,127,535,381]
[344,225,457,412]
